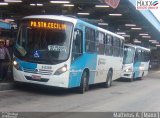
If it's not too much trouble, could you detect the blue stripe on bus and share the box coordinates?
[69,53,97,88]
[133,62,141,79]
[16,59,37,70]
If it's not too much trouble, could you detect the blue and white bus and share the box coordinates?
[121,44,150,81]
[13,15,124,93]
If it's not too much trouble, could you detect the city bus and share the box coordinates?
[121,44,150,81]
[13,15,124,93]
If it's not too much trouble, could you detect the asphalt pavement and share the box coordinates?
[0,71,160,113]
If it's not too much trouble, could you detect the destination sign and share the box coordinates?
[30,21,67,30]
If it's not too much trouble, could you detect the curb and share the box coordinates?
[0,82,15,91]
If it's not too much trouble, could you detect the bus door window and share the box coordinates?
[113,37,120,57]
[96,31,105,55]
[145,51,150,62]
[72,29,82,61]
[142,50,149,62]
[105,35,113,56]
[120,40,124,57]
[135,49,141,62]
[85,27,95,53]
[141,50,145,62]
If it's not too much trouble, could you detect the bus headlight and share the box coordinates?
[13,60,17,65]
[124,66,133,72]
[13,60,20,70]
[54,65,67,75]
[139,66,144,71]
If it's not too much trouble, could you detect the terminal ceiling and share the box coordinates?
[0,0,160,47]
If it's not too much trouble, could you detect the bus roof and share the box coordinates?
[23,15,124,40]
[124,44,150,51]
[77,19,124,40]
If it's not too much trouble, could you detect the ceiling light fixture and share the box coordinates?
[139,33,149,36]
[30,4,36,6]
[134,40,141,43]
[125,24,136,27]
[4,0,22,3]
[149,40,155,42]
[0,2,8,5]
[95,5,109,8]
[109,14,122,16]
[98,23,108,26]
[152,42,159,44]
[30,3,43,6]
[142,36,151,38]
[116,32,126,35]
[121,35,130,37]
[50,1,70,4]
[37,3,43,6]
[77,13,90,15]
[131,27,142,30]
[63,4,74,7]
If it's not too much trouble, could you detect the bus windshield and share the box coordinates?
[14,19,73,64]
[123,46,135,64]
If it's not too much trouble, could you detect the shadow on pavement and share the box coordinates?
[13,82,113,96]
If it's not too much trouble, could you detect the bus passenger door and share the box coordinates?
[69,29,83,87]
[134,49,142,78]
[71,29,83,62]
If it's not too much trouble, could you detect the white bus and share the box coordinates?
[121,44,150,81]
[13,15,124,93]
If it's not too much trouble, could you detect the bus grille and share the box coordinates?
[23,68,53,75]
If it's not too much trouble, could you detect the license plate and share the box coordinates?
[31,75,41,80]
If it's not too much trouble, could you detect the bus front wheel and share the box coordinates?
[130,73,135,82]
[78,71,89,94]
[139,72,144,80]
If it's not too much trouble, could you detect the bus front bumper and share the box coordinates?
[121,71,133,79]
[13,67,70,88]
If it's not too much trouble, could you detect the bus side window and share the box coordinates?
[144,51,150,62]
[85,27,95,53]
[120,40,124,57]
[134,51,138,62]
[113,37,120,57]
[141,50,145,62]
[72,29,82,61]
[96,31,105,55]
[147,51,150,61]
[135,49,141,62]
[105,35,113,56]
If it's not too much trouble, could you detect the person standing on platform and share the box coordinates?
[0,41,11,80]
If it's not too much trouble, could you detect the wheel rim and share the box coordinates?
[83,73,87,91]
[84,77,87,89]
[108,76,111,86]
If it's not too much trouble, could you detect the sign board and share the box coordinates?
[104,0,120,9]
[30,21,67,30]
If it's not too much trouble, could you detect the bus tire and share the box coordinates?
[104,70,112,88]
[139,72,144,80]
[78,71,89,94]
[130,73,135,82]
